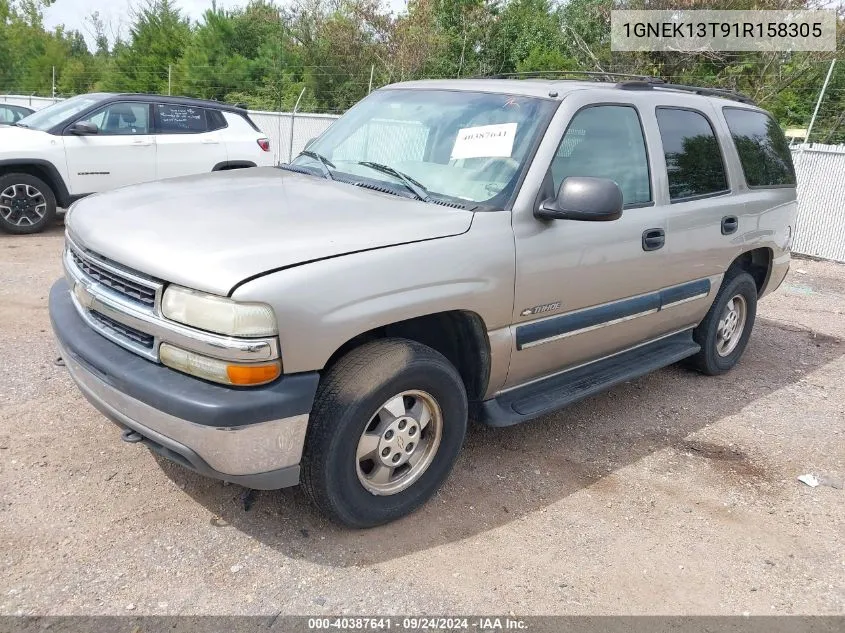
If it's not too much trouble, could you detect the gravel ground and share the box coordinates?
[1,222,843,616]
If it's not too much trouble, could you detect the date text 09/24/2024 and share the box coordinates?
[307,617,528,630]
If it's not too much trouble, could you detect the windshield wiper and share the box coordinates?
[356,161,431,202]
[297,150,335,180]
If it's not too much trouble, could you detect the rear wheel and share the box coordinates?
[301,339,468,528]
[0,173,57,235]
[688,271,758,375]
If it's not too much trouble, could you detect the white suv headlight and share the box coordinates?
[162,285,277,337]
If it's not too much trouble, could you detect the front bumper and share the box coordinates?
[49,279,320,489]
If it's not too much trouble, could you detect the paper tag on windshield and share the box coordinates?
[451,123,517,160]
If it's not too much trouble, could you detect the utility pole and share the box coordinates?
[51,66,56,100]
[368,64,375,94]
[168,65,172,96]
[806,59,836,144]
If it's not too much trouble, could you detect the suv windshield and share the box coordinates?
[16,94,109,131]
[291,89,556,206]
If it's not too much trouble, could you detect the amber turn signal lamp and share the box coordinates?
[226,362,281,386]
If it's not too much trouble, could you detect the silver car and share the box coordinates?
[50,77,797,527]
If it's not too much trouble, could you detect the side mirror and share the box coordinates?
[69,121,99,136]
[535,176,623,222]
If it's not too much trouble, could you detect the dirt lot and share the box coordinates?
[1,222,843,616]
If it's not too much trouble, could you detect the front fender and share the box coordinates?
[231,212,515,374]
[0,158,72,206]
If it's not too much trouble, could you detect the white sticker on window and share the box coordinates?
[451,123,517,160]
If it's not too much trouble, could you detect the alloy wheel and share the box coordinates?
[0,184,47,227]
[355,390,443,496]
[716,294,747,357]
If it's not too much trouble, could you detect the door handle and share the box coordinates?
[202,138,220,144]
[131,139,152,146]
[642,228,665,251]
[721,215,739,235]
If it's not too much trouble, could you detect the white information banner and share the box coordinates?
[451,123,517,160]
[611,10,836,52]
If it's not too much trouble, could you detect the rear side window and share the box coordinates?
[656,108,729,201]
[723,108,796,187]
[156,104,207,133]
[551,105,651,205]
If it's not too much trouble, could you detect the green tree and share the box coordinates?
[0,0,841,128]
[102,0,190,93]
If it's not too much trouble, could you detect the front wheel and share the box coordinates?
[0,173,57,235]
[301,339,468,528]
[688,271,758,375]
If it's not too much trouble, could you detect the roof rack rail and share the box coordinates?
[617,80,757,105]
[471,70,664,83]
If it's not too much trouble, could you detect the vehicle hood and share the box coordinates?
[68,167,474,295]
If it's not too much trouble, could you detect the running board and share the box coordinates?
[473,330,700,427]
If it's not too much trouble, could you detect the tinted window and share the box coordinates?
[79,102,149,135]
[551,105,651,205]
[0,105,31,123]
[206,109,227,131]
[656,108,728,201]
[723,108,796,187]
[0,106,17,123]
[156,104,207,133]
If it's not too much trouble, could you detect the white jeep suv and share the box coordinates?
[0,93,274,234]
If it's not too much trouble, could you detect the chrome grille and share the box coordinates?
[69,248,156,308]
[63,234,280,367]
[89,310,155,349]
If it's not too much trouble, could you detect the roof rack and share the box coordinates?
[471,70,664,83]
[468,71,757,105]
[617,80,757,105]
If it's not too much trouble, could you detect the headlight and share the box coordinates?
[160,343,281,386]
[162,285,277,337]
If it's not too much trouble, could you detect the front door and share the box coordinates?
[63,102,156,195]
[506,93,671,389]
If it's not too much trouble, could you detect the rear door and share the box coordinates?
[153,103,227,179]
[63,101,156,194]
[652,100,746,329]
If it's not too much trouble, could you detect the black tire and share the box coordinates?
[687,271,758,375]
[301,338,468,528]
[0,173,57,235]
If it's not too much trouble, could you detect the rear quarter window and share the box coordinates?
[722,108,796,187]
[206,109,228,131]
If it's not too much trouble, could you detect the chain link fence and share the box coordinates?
[247,110,339,165]
[792,143,845,263]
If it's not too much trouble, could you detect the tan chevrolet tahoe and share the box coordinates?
[49,77,797,527]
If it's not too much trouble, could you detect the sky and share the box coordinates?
[43,0,408,50]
